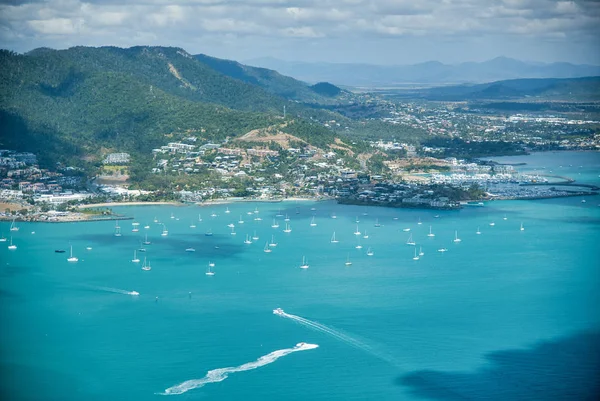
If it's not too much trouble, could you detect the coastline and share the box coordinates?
[77,201,181,208]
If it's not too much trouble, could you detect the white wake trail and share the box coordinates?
[160,343,318,395]
[81,284,139,296]
[278,311,398,366]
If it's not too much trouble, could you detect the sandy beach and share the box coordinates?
[77,201,181,209]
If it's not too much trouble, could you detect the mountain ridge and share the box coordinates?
[244,56,600,86]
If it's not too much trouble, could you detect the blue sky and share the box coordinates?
[1,0,598,65]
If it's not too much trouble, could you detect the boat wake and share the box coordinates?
[81,284,139,296]
[275,309,398,366]
[159,342,318,395]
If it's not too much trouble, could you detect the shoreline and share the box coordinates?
[77,201,181,209]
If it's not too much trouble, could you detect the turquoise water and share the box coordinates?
[1,151,599,400]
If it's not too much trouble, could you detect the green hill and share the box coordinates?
[413,76,600,101]
[195,54,347,104]
[0,46,348,169]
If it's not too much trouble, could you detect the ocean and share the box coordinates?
[1,151,599,400]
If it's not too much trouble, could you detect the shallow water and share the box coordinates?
[1,151,599,400]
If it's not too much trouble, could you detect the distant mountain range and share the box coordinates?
[244,56,600,86]
[384,76,600,102]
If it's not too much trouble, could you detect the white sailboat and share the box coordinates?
[132,250,140,263]
[230,226,236,235]
[503,215,508,221]
[419,246,424,256]
[299,256,309,269]
[141,257,151,271]
[271,219,279,228]
[284,214,290,222]
[186,247,196,252]
[437,248,448,253]
[283,223,292,233]
[198,214,203,222]
[331,213,337,219]
[244,234,252,244]
[225,207,230,214]
[363,230,369,239]
[403,228,411,232]
[355,216,360,223]
[331,231,339,243]
[252,230,259,240]
[190,221,196,228]
[355,239,363,249]
[268,235,277,247]
[206,262,215,276]
[0,233,6,242]
[354,225,361,235]
[412,248,420,260]
[406,233,416,246]
[211,211,217,217]
[417,218,422,225]
[161,224,168,236]
[310,216,317,227]
[153,216,159,223]
[366,247,374,256]
[114,222,122,237]
[374,218,381,227]
[254,216,262,221]
[67,245,78,262]
[476,227,481,235]
[344,254,352,266]
[10,218,19,232]
[254,207,259,214]
[520,222,525,231]
[263,242,272,253]
[132,222,139,232]
[276,209,284,217]
[427,226,435,237]
[238,215,244,224]
[453,230,462,243]
[144,223,150,229]
[7,236,16,250]
[143,233,151,245]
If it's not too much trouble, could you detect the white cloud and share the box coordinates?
[0,0,598,63]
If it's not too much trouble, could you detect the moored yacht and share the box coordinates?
[67,245,78,262]
[427,226,435,237]
[476,227,481,235]
[206,262,215,276]
[268,235,277,247]
[344,254,352,266]
[244,234,252,244]
[520,222,525,231]
[132,250,140,263]
[331,231,339,243]
[310,216,317,227]
[263,242,272,253]
[406,233,416,246]
[142,257,151,270]
[299,256,309,269]
[252,231,259,240]
[283,223,292,233]
[453,230,461,243]
[7,236,16,250]
[366,247,374,256]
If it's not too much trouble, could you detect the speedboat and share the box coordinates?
[185,247,195,252]
[273,308,285,316]
[130,291,139,296]
[295,342,307,348]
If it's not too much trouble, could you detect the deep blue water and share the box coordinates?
[1,151,599,400]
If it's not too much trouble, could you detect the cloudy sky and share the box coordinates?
[0,0,599,65]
